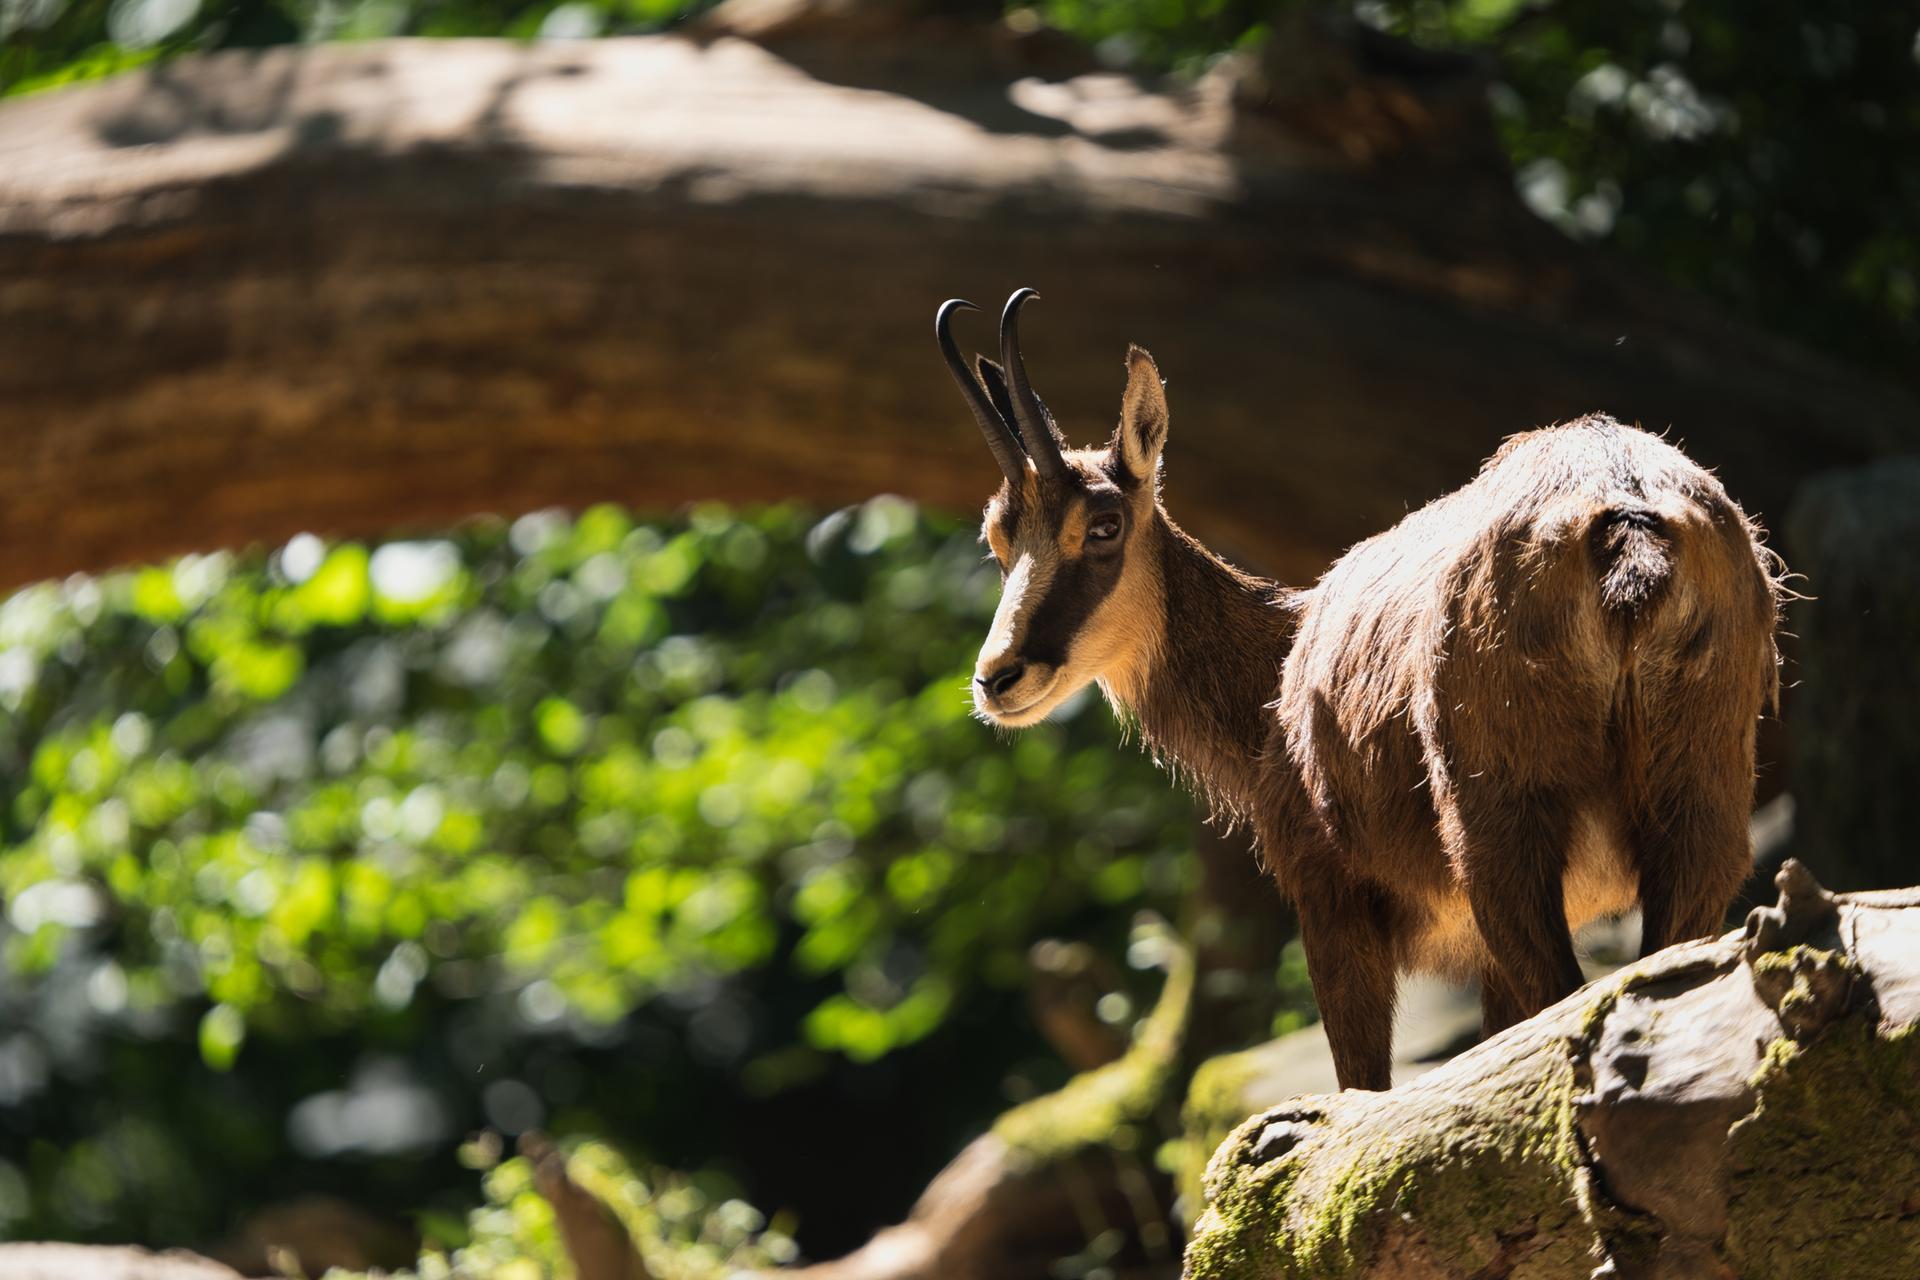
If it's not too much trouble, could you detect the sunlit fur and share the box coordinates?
[962,335,1782,1092]
[975,457,1166,727]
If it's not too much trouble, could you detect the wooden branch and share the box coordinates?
[1184,861,1920,1279]
[1,25,1915,591]
[0,1246,241,1280]
[1027,938,1130,1071]
[521,1132,653,1280]
[775,930,1195,1280]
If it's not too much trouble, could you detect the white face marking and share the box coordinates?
[972,460,1165,728]
[974,528,1063,725]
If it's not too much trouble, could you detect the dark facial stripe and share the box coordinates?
[1018,547,1124,668]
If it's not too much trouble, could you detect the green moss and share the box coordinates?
[1746,944,1852,995]
[1748,945,1861,1040]
[1186,1051,1595,1280]
[992,938,1195,1167]
[1575,983,1624,1044]
[1173,1045,1270,1219]
[1747,944,1827,979]
[1324,1071,1585,1275]
[1725,1022,1920,1278]
[1185,980,1669,1280]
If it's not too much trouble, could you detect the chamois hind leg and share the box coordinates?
[1448,786,1586,1032]
[1294,877,1398,1092]
[1476,962,1529,1041]
[1629,756,1754,958]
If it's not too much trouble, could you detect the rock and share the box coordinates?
[1184,861,1920,1279]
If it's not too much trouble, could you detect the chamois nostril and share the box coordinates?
[979,663,1027,699]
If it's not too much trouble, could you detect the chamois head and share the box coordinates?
[936,289,1170,727]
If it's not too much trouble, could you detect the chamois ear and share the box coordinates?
[1114,345,1168,484]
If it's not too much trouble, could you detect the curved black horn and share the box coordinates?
[999,288,1066,478]
[937,298,1026,483]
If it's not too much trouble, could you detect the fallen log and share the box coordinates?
[1185,861,1920,1279]
[1,15,1915,591]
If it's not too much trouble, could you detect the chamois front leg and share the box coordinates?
[1448,785,1587,1033]
[1295,879,1398,1091]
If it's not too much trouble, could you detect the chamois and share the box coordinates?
[937,289,1781,1091]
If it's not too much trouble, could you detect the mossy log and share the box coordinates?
[1185,862,1920,1280]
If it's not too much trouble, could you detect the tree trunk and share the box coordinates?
[1783,460,1920,893]
[1,19,1915,593]
[1185,862,1920,1279]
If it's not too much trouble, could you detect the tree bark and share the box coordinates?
[1185,862,1920,1279]
[1,20,1915,592]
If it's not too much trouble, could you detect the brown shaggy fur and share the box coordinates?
[1257,419,1780,1087]
[951,319,1782,1091]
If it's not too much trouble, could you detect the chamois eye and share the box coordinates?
[1088,513,1123,542]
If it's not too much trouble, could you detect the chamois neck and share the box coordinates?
[1123,518,1290,820]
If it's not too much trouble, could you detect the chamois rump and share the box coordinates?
[937,289,1781,1091]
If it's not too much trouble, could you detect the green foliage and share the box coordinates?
[1017,0,1270,73]
[329,1136,798,1280]
[1462,0,1920,379]
[0,502,1196,1245]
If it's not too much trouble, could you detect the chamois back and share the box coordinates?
[1265,416,1780,972]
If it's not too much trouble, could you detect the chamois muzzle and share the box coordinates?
[975,660,1027,700]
